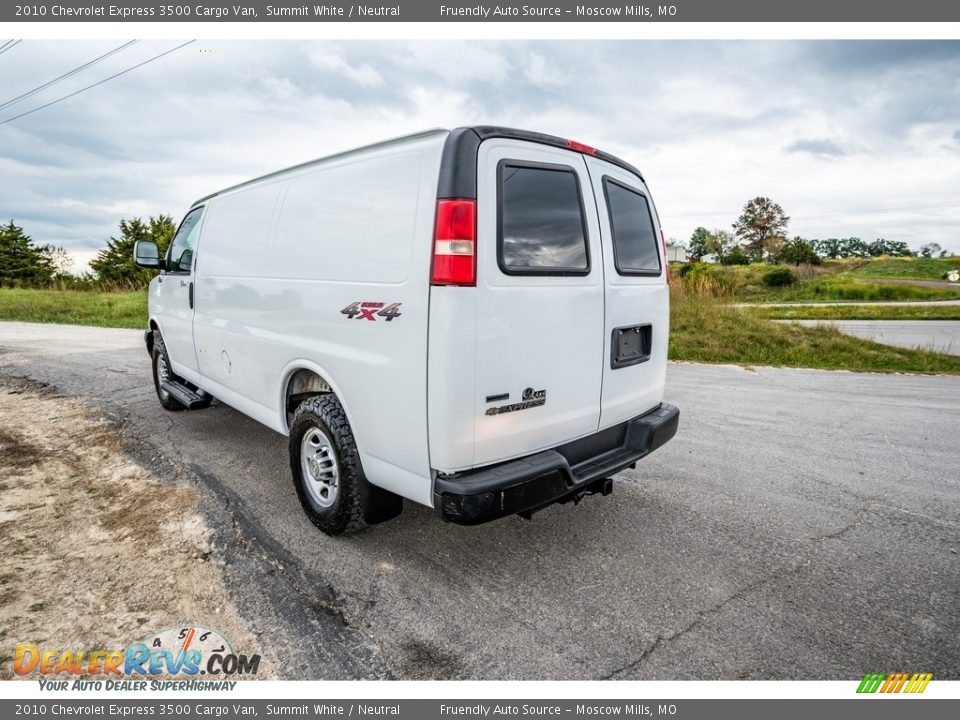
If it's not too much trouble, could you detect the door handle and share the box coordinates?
[157,277,163,284]
[180,279,188,287]
[189,282,194,310]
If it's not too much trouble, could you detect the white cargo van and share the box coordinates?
[134,127,679,535]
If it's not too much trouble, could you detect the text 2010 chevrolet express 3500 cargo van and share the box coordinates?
[134,126,679,535]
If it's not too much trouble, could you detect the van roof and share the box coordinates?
[192,126,644,207]
[191,128,449,206]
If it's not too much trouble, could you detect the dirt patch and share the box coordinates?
[0,377,268,680]
[0,427,43,471]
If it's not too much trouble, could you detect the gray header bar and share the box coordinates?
[5,0,960,23]
[0,700,958,720]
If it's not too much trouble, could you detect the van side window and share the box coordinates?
[167,206,204,273]
[603,178,662,276]
[498,161,589,275]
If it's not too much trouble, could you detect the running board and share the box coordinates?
[160,380,207,410]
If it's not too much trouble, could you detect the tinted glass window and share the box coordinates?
[167,207,203,273]
[604,180,661,274]
[499,163,588,273]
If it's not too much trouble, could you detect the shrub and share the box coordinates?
[762,267,796,287]
[777,237,822,266]
[721,246,751,265]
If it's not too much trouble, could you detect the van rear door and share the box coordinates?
[584,158,669,429]
[472,138,606,466]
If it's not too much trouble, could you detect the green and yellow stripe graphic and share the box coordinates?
[857,672,932,694]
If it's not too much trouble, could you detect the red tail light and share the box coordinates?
[566,139,597,155]
[432,199,476,286]
[660,228,670,285]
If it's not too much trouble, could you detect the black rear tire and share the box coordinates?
[289,394,401,536]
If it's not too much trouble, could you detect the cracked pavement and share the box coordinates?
[1,321,958,680]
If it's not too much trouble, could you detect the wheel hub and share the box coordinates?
[300,427,339,508]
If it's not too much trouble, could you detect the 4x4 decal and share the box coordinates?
[340,301,402,322]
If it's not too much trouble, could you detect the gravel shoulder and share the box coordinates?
[0,376,266,680]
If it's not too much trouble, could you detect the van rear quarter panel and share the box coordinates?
[193,136,445,506]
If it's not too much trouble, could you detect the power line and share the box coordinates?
[0,40,195,126]
[0,40,139,111]
[0,39,22,56]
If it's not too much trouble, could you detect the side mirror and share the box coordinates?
[134,241,164,270]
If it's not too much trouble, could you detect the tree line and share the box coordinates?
[0,216,174,289]
[681,197,951,266]
[1,199,953,289]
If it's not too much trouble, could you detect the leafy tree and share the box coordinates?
[720,245,751,265]
[706,229,735,261]
[90,215,176,287]
[688,226,711,259]
[777,236,821,265]
[844,237,872,258]
[867,238,912,257]
[0,220,56,286]
[919,242,943,258]
[814,238,842,259]
[40,244,73,276]
[733,197,789,261]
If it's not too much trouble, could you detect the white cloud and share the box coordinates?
[1,39,958,263]
[523,51,568,88]
[305,47,384,87]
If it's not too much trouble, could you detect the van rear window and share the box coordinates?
[603,178,662,276]
[498,161,589,275]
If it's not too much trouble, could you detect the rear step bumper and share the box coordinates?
[433,403,679,525]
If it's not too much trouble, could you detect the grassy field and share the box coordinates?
[745,304,960,321]
[689,261,960,303]
[669,277,960,374]
[1,284,959,374]
[848,256,960,280]
[0,288,146,328]
[757,277,958,302]
[688,260,960,302]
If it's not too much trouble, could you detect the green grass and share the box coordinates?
[744,304,960,321]
[1,285,958,374]
[0,288,146,328]
[848,256,960,281]
[685,262,960,303]
[756,277,960,302]
[670,279,960,374]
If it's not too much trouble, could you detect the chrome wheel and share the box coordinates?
[300,427,339,508]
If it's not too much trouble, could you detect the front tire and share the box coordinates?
[151,333,212,412]
[152,334,186,412]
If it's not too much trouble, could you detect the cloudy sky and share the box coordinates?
[1,40,959,272]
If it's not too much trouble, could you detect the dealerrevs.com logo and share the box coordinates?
[857,672,933,694]
[14,625,261,690]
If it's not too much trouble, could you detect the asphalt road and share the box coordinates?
[1,321,958,680]
[790,320,960,356]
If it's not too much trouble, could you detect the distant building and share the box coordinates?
[667,245,689,263]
